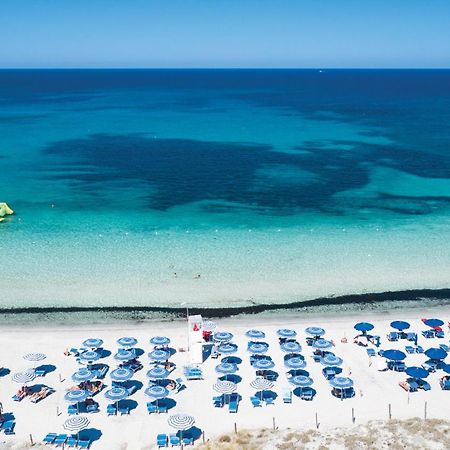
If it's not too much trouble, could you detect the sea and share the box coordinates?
[1,69,450,316]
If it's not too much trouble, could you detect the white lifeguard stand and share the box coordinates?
[188,315,203,364]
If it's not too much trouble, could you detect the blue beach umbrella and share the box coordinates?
[330,376,353,389]
[82,338,103,349]
[405,366,429,379]
[215,363,238,380]
[150,336,171,347]
[114,350,135,362]
[145,385,169,405]
[354,322,374,333]
[312,339,333,350]
[305,327,325,337]
[390,321,410,331]
[147,366,170,380]
[248,342,269,355]
[110,368,133,383]
[423,319,444,328]
[253,359,275,370]
[218,343,238,354]
[214,331,234,343]
[321,354,343,367]
[104,387,128,402]
[79,351,100,363]
[442,364,450,374]
[425,348,447,361]
[246,330,266,340]
[284,356,306,370]
[64,390,89,403]
[117,337,138,348]
[383,349,406,361]
[280,341,302,354]
[289,375,313,388]
[148,349,170,362]
[277,329,297,338]
[72,368,94,383]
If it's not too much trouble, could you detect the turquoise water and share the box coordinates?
[1,70,450,309]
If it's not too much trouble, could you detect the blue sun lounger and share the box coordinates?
[405,346,415,354]
[66,436,78,447]
[43,433,58,444]
[229,394,239,413]
[282,388,292,403]
[147,402,158,414]
[182,436,194,446]
[157,434,168,447]
[250,396,262,407]
[54,434,68,447]
[170,434,181,446]
[107,404,117,415]
[301,388,314,401]
[1,420,15,435]
[78,439,91,449]
[366,348,376,357]
[440,378,450,390]
[213,395,224,408]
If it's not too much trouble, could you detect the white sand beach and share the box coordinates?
[1,306,450,449]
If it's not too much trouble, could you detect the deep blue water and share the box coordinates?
[1,70,450,309]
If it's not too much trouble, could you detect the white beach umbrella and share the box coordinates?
[213,380,237,394]
[12,371,36,384]
[168,413,195,431]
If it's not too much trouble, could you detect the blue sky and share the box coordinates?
[1,0,449,68]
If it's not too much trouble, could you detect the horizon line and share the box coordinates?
[1,67,450,71]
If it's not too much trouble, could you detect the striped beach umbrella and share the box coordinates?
[248,342,269,355]
[280,341,302,354]
[442,364,450,374]
[110,368,133,383]
[114,350,135,362]
[145,385,169,401]
[215,363,238,377]
[284,356,306,370]
[218,343,238,354]
[63,416,90,433]
[64,390,89,403]
[150,336,171,347]
[246,330,266,340]
[23,353,46,362]
[104,387,128,402]
[305,327,325,337]
[330,376,353,389]
[72,368,94,383]
[214,331,234,343]
[79,350,100,362]
[213,380,237,394]
[203,320,217,332]
[12,371,36,384]
[147,366,170,380]
[321,354,343,367]
[277,329,297,338]
[312,339,333,350]
[148,349,170,362]
[168,413,195,431]
[289,375,313,388]
[250,378,274,391]
[82,338,103,348]
[117,337,138,348]
[253,359,275,370]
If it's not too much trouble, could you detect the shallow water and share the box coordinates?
[1,70,450,310]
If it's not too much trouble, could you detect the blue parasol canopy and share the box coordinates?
[289,375,313,387]
[424,319,444,328]
[284,356,306,370]
[253,358,275,370]
[248,342,269,354]
[214,331,234,343]
[150,336,171,346]
[330,376,353,389]
[215,363,238,375]
[280,341,302,354]
[64,390,89,403]
[321,354,343,367]
[148,349,170,361]
[79,351,100,362]
[405,366,429,379]
[305,327,325,337]
[354,322,374,333]
[117,337,138,347]
[245,330,265,340]
[442,364,450,374]
[71,368,94,383]
[312,339,333,350]
[277,329,297,338]
[110,368,133,382]
[82,338,103,348]
[383,349,407,361]
[145,385,169,400]
[114,350,135,361]
[147,366,170,380]
[218,343,238,354]
[390,321,410,331]
[104,387,128,402]
[425,347,447,360]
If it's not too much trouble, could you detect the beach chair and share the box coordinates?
[170,434,181,446]
[107,404,117,415]
[86,403,99,413]
[147,402,158,414]
[1,420,15,435]
[312,354,321,363]
[416,345,424,353]
[282,388,292,403]
[67,404,78,415]
[182,436,194,446]
[436,331,445,338]
[405,346,415,354]
[250,396,262,407]
[43,433,58,444]
[34,368,46,377]
[229,394,239,413]
[78,439,91,449]
[265,396,275,406]
[421,381,431,391]
[158,402,168,414]
[213,395,224,408]
[440,378,450,390]
[422,361,437,372]
[119,405,130,415]
[387,332,398,342]
[366,348,376,357]
[173,377,186,394]
[54,434,68,447]
[66,436,78,447]
[300,388,314,401]
[399,380,416,392]
[342,388,355,399]
[127,384,138,395]
[157,433,168,447]
[422,330,434,339]
[439,344,450,352]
